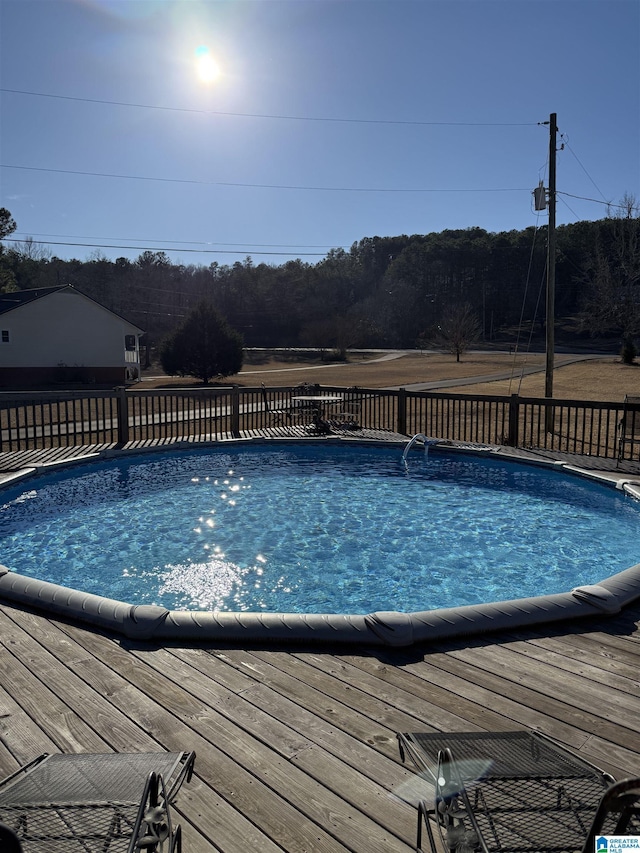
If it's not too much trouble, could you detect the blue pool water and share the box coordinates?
[0,444,639,614]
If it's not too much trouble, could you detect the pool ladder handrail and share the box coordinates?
[401,433,438,466]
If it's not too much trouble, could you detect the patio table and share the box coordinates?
[291,395,344,428]
[397,730,614,853]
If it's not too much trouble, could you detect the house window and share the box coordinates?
[1,330,9,343]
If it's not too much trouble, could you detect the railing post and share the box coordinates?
[116,387,129,446]
[507,393,520,447]
[231,386,241,437]
[397,388,407,435]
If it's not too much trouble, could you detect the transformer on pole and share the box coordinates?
[533,181,547,211]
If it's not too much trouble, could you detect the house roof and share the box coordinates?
[0,285,145,333]
[0,285,69,315]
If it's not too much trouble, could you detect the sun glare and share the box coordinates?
[195,45,220,84]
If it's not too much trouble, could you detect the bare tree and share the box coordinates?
[431,302,482,362]
[607,191,640,220]
[14,236,52,261]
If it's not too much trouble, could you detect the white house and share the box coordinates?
[0,285,145,388]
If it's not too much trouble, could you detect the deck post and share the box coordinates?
[231,386,241,437]
[397,388,407,435]
[508,394,520,447]
[116,387,129,446]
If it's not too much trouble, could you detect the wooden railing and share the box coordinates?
[396,390,626,459]
[0,385,632,462]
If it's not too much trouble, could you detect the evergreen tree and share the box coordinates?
[0,208,18,293]
[160,301,243,383]
[0,208,16,241]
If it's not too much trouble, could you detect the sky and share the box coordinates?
[0,0,639,268]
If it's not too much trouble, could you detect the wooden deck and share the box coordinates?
[1,437,640,851]
[1,599,640,852]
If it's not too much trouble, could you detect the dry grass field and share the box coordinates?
[138,350,640,403]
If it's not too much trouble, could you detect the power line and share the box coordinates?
[557,195,582,221]
[0,87,540,127]
[1,163,531,194]
[557,190,631,209]
[4,238,329,257]
[562,139,609,203]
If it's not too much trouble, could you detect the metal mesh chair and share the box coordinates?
[583,776,640,849]
[617,395,640,461]
[261,383,292,426]
[0,821,23,852]
[397,730,640,853]
[0,751,195,853]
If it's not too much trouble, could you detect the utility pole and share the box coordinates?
[545,112,557,402]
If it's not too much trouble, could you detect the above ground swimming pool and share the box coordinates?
[1,441,640,620]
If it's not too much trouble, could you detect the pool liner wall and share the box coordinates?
[1,562,639,647]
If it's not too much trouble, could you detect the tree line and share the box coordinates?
[1,203,638,359]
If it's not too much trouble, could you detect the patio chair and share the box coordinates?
[397,730,640,853]
[583,776,640,848]
[261,383,292,425]
[617,395,640,462]
[0,822,22,852]
[327,386,361,430]
[0,750,196,853]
